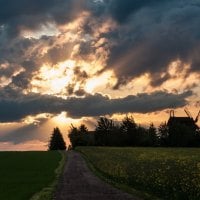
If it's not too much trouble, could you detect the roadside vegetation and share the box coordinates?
[77,147,200,200]
[0,151,62,200]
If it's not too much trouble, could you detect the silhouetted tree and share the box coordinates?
[68,124,94,148]
[120,116,138,146]
[147,123,158,146]
[68,125,78,148]
[95,117,116,146]
[121,116,137,133]
[108,125,125,146]
[48,127,66,150]
[68,115,200,148]
[95,117,115,133]
[136,126,148,146]
[79,124,88,133]
[158,122,169,146]
[77,124,93,146]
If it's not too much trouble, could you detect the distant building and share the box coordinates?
[167,109,200,130]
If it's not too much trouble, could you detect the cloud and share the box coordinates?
[0,0,88,38]
[100,0,200,88]
[65,91,192,117]
[1,1,200,91]
[0,123,44,144]
[43,43,74,65]
[0,0,199,121]
[0,87,192,122]
[103,0,168,23]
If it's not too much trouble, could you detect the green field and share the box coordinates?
[0,151,62,200]
[77,147,200,200]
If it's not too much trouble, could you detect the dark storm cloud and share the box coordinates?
[0,0,87,37]
[101,0,200,88]
[0,63,21,78]
[66,91,192,118]
[0,88,192,122]
[0,37,39,86]
[0,37,34,63]
[103,0,168,23]
[12,72,30,89]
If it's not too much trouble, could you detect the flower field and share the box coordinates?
[77,147,200,199]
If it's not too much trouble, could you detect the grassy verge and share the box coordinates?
[30,151,66,200]
[77,147,200,200]
[0,151,64,200]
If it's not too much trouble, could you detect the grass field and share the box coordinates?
[77,147,200,200]
[0,151,62,200]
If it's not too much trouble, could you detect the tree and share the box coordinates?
[158,122,169,146]
[68,125,79,148]
[95,117,115,133]
[121,116,137,134]
[68,124,94,148]
[120,116,138,146]
[136,125,148,146]
[48,127,66,150]
[95,117,116,146]
[147,123,158,146]
[79,124,88,134]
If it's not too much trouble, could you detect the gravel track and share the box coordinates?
[54,151,140,200]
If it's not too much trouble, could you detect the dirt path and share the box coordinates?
[54,151,140,200]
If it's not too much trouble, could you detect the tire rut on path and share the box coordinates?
[54,150,140,200]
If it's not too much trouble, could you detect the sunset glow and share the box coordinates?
[0,0,199,150]
[53,112,81,125]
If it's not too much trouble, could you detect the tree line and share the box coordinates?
[48,116,200,150]
[68,116,200,149]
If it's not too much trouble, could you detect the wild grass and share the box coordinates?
[0,151,62,200]
[77,147,200,200]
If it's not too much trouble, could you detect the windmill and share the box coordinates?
[184,108,200,124]
[184,107,193,119]
[195,110,200,123]
[168,108,200,130]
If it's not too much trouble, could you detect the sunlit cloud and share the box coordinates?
[30,60,75,96]
[21,23,60,39]
[23,113,51,125]
[85,70,116,94]
[53,112,80,125]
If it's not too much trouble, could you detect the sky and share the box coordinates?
[0,0,200,150]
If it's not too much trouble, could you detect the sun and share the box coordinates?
[54,112,69,124]
[53,112,80,125]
